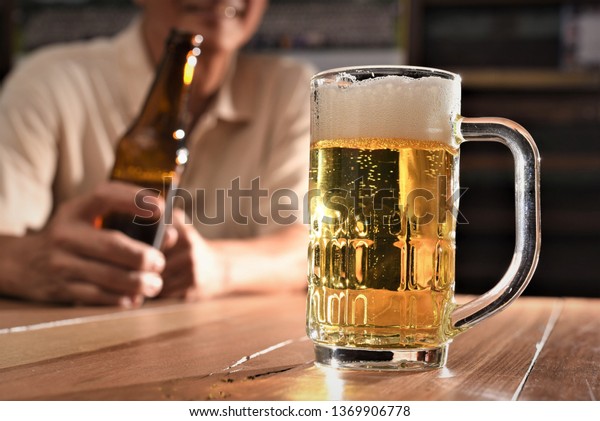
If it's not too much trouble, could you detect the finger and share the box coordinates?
[44,248,162,297]
[59,281,139,307]
[73,181,165,222]
[161,269,193,292]
[162,250,195,279]
[161,274,193,297]
[160,226,179,252]
[54,225,166,273]
[161,251,196,297]
[159,274,196,299]
[50,251,163,297]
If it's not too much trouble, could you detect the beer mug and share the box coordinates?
[306,66,541,370]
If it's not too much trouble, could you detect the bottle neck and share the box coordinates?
[134,31,202,139]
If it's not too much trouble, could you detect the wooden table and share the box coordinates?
[0,293,598,401]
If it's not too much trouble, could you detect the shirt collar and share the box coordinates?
[114,18,253,125]
[204,53,253,124]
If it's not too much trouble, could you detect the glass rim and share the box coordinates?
[312,65,461,83]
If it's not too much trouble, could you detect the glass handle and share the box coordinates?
[451,117,541,330]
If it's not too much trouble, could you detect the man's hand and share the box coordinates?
[159,209,307,300]
[0,182,167,307]
[159,208,226,301]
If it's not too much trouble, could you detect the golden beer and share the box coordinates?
[307,66,540,370]
[307,137,459,349]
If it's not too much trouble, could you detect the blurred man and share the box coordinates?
[0,0,312,306]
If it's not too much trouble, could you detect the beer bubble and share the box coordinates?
[335,72,357,87]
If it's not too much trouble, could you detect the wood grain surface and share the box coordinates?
[518,298,600,401]
[0,294,597,401]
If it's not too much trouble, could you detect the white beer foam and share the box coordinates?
[312,74,461,144]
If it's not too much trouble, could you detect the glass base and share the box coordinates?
[314,343,448,371]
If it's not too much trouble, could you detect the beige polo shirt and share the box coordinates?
[0,19,314,239]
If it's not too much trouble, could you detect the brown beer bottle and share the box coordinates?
[102,29,203,247]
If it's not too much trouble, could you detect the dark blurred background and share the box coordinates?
[1,0,599,297]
